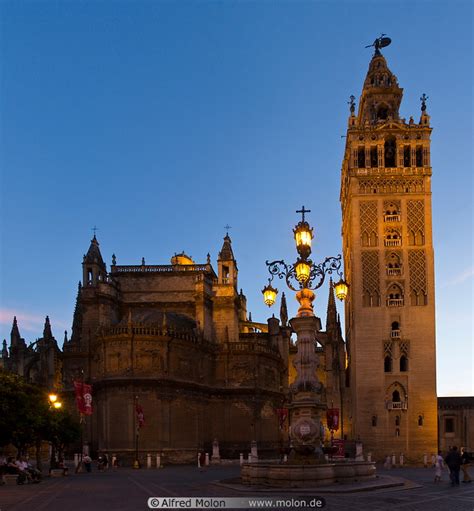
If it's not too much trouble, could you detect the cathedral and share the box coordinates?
[1,43,438,463]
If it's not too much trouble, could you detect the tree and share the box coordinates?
[0,369,80,468]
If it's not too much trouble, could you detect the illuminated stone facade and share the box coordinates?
[340,49,438,461]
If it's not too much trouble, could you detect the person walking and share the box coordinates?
[83,454,92,473]
[445,446,462,486]
[461,449,472,483]
[434,450,444,483]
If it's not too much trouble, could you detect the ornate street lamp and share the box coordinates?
[262,207,349,463]
[263,206,348,317]
[262,279,278,307]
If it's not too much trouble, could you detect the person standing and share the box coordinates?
[445,446,462,486]
[461,449,472,483]
[434,450,444,483]
[83,454,92,473]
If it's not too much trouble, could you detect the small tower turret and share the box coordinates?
[83,235,107,286]
[217,233,238,288]
[280,292,288,327]
[43,316,53,340]
[326,278,338,337]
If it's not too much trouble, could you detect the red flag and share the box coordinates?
[276,408,288,430]
[326,408,340,431]
[73,380,93,415]
[136,403,145,428]
[82,383,93,415]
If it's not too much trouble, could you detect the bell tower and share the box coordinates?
[340,39,437,461]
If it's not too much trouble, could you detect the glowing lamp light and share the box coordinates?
[295,259,311,284]
[262,280,278,307]
[53,402,62,409]
[294,222,314,256]
[48,393,58,403]
[334,278,349,301]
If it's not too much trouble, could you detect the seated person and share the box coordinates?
[15,457,30,484]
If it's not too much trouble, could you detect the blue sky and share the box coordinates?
[0,1,472,396]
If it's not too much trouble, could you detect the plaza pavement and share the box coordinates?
[1,464,473,511]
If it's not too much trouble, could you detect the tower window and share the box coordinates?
[403,146,411,167]
[358,147,366,168]
[416,146,423,166]
[377,105,388,121]
[418,415,424,426]
[395,415,400,426]
[395,428,400,437]
[370,147,378,167]
[372,415,377,427]
[445,418,454,433]
[384,137,396,167]
[384,356,392,373]
[400,355,408,372]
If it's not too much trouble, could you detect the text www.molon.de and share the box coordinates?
[147,497,326,509]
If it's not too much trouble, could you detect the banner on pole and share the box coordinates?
[326,408,339,431]
[136,403,145,429]
[276,408,288,430]
[73,380,93,415]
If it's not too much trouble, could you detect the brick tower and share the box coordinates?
[340,41,437,461]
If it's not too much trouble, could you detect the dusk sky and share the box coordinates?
[0,1,472,397]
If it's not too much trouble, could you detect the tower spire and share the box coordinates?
[280,292,288,327]
[43,316,53,339]
[326,278,337,334]
[11,316,20,343]
[70,282,83,343]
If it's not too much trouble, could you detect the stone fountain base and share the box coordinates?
[241,461,376,488]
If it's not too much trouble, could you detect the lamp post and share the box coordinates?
[262,207,348,463]
[48,393,63,471]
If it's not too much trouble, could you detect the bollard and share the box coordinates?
[74,454,79,467]
[205,453,209,466]
[147,453,152,469]
[283,454,288,463]
[156,453,162,469]
[324,454,329,462]
[400,453,404,467]
[112,455,117,469]
[431,453,436,466]
[423,453,428,468]
[197,453,201,468]
[247,453,252,464]
[239,453,244,465]
[367,453,372,462]
[391,453,396,467]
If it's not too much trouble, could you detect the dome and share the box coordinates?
[170,252,195,265]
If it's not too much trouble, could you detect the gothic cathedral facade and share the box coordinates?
[340,47,437,461]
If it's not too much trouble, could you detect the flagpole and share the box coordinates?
[134,395,140,469]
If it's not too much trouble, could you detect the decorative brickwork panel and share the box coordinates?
[399,341,410,357]
[361,251,380,306]
[407,200,425,245]
[360,201,378,246]
[408,249,427,305]
[359,178,424,195]
[383,341,393,357]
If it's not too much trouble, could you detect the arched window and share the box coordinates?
[395,428,400,437]
[384,356,392,373]
[392,390,401,402]
[377,105,389,121]
[400,355,408,372]
[384,137,396,167]
[403,145,411,167]
[370,147,378,167]
[416,146,423,166]
[418,415,424,426]
[395,415,400,426]
[372,416,377,427]
[391,321,399,330]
